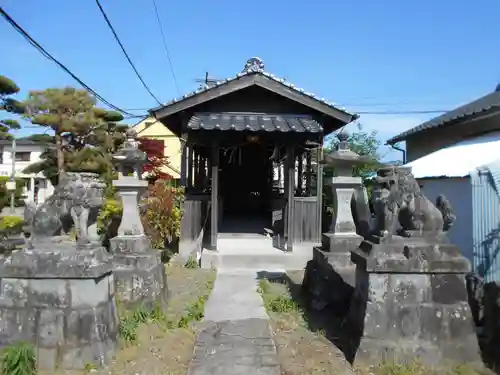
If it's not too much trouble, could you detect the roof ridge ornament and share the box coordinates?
[242,57,265,73]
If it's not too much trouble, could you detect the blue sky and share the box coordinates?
[1,0,499,160]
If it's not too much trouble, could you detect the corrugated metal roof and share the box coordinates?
[405,131,500,178]
[187,113,323,133]
[387,89,500,144]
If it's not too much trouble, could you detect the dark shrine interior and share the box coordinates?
[218,140,274,234]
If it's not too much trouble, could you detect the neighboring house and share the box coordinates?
[132,117,182,180]
[387,85,500,281]
[387,84,500,162]
[0,139,55,205]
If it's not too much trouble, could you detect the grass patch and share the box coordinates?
[0,341,36,375]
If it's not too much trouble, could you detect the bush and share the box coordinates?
[0,215,24,236]
[0,177,25,211]
[97,198,122,235]
[141,180,184,250]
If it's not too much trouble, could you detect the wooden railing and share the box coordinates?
[179,194,210,258]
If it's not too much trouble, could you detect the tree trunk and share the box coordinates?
[55,132,65,174]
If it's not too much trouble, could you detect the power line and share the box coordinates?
[151,0,180,95]
[95,0,163,106]
[356,110,448,115]
[0,6,142,118]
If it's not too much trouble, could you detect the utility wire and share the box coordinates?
[0,6,142,118]
[151,0,180,95]
[95,0,163,106]
[355,110,448,115]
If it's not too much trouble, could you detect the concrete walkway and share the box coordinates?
[187,269,281,375]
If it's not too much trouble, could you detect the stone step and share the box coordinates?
[202,250,311,271]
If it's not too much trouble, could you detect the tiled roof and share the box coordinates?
[150,57,357,121]
[387,88,500,144]
[187,113,323,133]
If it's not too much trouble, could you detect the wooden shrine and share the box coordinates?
[149,58,357,253]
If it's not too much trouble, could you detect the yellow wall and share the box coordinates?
[133,117,181,179]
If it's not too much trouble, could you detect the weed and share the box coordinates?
[185,256,199,269]
[0,341,36,375]
[265,294,298,313]
[84,362,97,372]
[149,303,166,323]
[118,316,139,344]
[257,279,271,294]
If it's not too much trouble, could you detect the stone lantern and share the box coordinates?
[323,131,372,237]
[109,129,168,310]
[111,129,149,239]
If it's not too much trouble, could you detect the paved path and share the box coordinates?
[187,269,281,375]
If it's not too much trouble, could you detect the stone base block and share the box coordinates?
[113,259,168,310]
[109,234,151,254]
[346,270,482,366]
[0,240,112,278]
[0,241,119,370]
[321,232,363,253]
[302,247,356,314]
[0,273,118,370]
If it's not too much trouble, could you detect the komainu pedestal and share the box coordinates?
[345,166,481,366]
[0,240,118,370]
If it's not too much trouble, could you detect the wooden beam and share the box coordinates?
[180,133,188,187]
[305,150,312,196]
[210,142,219,250]
[187,145,194,189]
[315,145,324,240]
[285,144,295,252]
[297,150,303,196]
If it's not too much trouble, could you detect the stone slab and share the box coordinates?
[204,270,268,322]
[188,319,280,375]
[353,237,471,273]
[109,234,151,254]
[321,233,363,253]
[0,242,113,279]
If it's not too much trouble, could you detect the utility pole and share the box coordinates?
[8,138,16,214]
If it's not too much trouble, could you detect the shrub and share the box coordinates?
[141,180,184,250]
[0,341,36,375]
[97,198,122,236]
[0,177,25,211]
[0,215,24,235]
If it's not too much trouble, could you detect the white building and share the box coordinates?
[0,139,55,205]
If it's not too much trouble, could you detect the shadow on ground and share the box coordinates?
[256,269,357,363]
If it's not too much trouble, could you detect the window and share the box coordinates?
[15,152,31,162]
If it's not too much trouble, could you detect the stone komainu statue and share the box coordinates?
[371,166,456,237]
[23,172,105,244]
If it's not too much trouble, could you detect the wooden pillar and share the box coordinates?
[180,134,188,187]
[297,151,303,196]
[316,145,324,241]
[277,162,282,193]
[305,150,312,196]
[193,149,200,189]
[285,144,295,252]
[187,145,194,189]
[210,143,219,250]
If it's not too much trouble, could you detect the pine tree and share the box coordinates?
[0,75,24,139]
[22,87,129,184]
